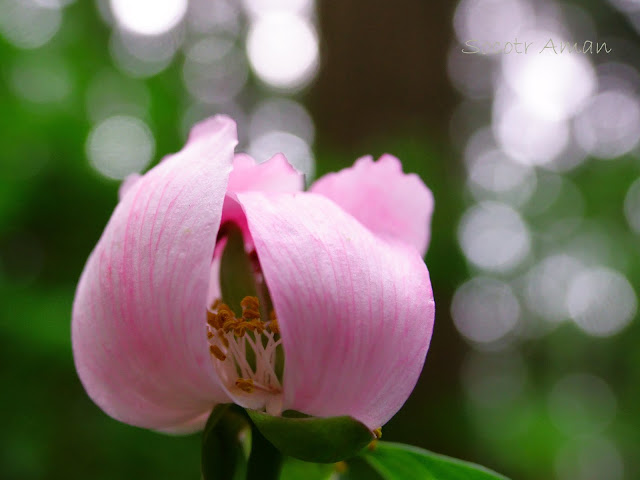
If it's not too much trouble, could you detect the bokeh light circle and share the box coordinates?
[249,98,315,144]
[10,54,72,104]
[110,0,187,36]
[242,0,313,17]
[555,437,624,480]
[248,130,315,180]
[467,148,536,205]
[494,96,570,166]
[86,116,155,180]
[566,267,636,336]
[548,374,617,436]
[452,277,521,344]
[502,37,596,121]
[183,36,248,104]
[525,254,585,323]
[574,90,640,159]
[459,201,531,272]
[0,0,62,49]
[109,29,181,78]
[246,12,319,90]
[453,0,534,45]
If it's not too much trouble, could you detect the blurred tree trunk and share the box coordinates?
[310,0,455,147]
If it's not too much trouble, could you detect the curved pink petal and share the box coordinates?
[156,411,210,435]
[72,116,237,431]
[310,154,434,256]
[228,153,303,194]
[236,192,435,430]
[118,173,141,201]
[221,153,304,247]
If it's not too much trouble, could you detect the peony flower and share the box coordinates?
[72,116,435,435]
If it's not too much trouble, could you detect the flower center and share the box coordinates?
[206,296,284,415]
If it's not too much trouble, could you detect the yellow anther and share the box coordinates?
[268,317,280,335]
[242,309,261,320]
[218,308,235,323]
[207,297,283,406]
[373,427,382,439]
[206,310,218,327]
[207,302,237,330]
[223,319,238,333]
[249,319,265,334]
[210,345,226,361]
[241,296,260,311]
[235,320,262,333]
[210,299,221,310]
[218,302,234,312]
[235,378,254,393]
[367,439,378,451]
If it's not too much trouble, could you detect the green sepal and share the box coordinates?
[358,441,511,480]
[201,404,251,480]
[219,225,258,314]
[246,409,373,463]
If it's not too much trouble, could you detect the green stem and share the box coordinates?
[247,419,283,480]
[201,404,250,480]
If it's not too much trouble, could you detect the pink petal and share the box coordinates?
[310,154,434,256]
[228,152,303,194]
[236,192,435,430]
[118,173,142,201]
[72,116,237,431]
[221,152,304,246]
[156,411,211,435]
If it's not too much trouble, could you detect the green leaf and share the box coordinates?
[246,409,373,463]
[201,404,251,480]
[360,441,510,480]
[220,225,258,315]
[279,457,336,480]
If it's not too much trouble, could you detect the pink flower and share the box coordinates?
[72,116,435,435]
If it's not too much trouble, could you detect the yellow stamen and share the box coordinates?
[268,317,280,335]
[223,319,238,333]
[210,345,226,361]
[373,427,382,439]
[206,310,218,327]
[218,331,229,348]
[235,378,254,393]
[241,296,260,311]
[207,296,283,412]
[249,319,265,334]
[242,309,261,320]
[218,307,235,325]
[234,324,246,337]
